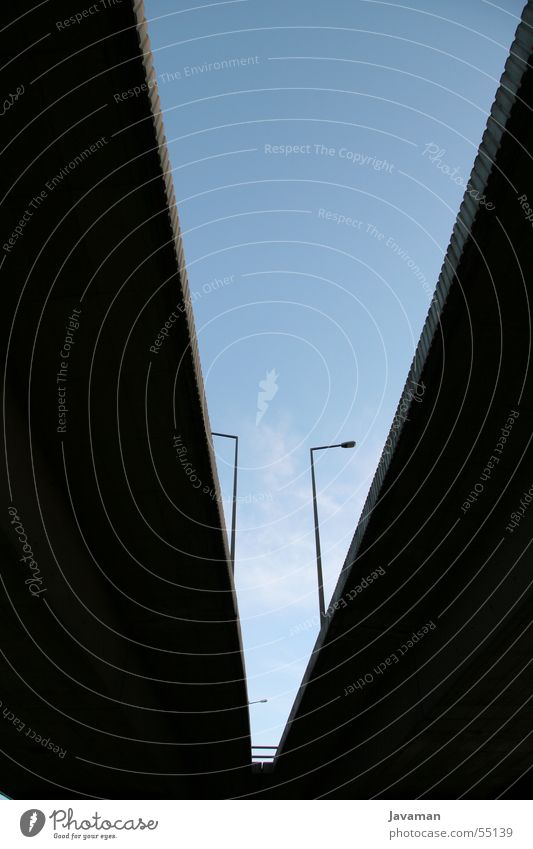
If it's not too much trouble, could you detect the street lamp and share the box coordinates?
[212,432,238,574]
[310,440,356,621]
[248,699,268,705]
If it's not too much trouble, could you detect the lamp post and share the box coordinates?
[212,432,238,573]
[310,441,356,621]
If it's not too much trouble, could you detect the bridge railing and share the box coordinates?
[251,745,277,764]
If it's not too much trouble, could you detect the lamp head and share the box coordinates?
[341,440,356,448]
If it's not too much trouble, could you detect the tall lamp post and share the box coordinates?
[212,432,238,573]
[310,440,356,621]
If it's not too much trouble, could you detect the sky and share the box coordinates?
[142,0,525,751]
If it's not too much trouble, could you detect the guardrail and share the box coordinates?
[251,746,277,764]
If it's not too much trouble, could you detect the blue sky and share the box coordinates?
[143,0,524,750]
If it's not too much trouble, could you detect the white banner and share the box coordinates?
[0,800,531,848]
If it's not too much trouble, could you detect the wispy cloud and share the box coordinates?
[256,368,279,425]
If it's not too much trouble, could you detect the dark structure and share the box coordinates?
[0,0,250,799]
[262,2,533,799]
[1,0,532,800]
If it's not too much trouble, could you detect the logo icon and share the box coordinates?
[256,368,279,425]
[20,810,46,837]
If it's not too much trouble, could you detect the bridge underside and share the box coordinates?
[0,0,250,799]
[259,4,533,800]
